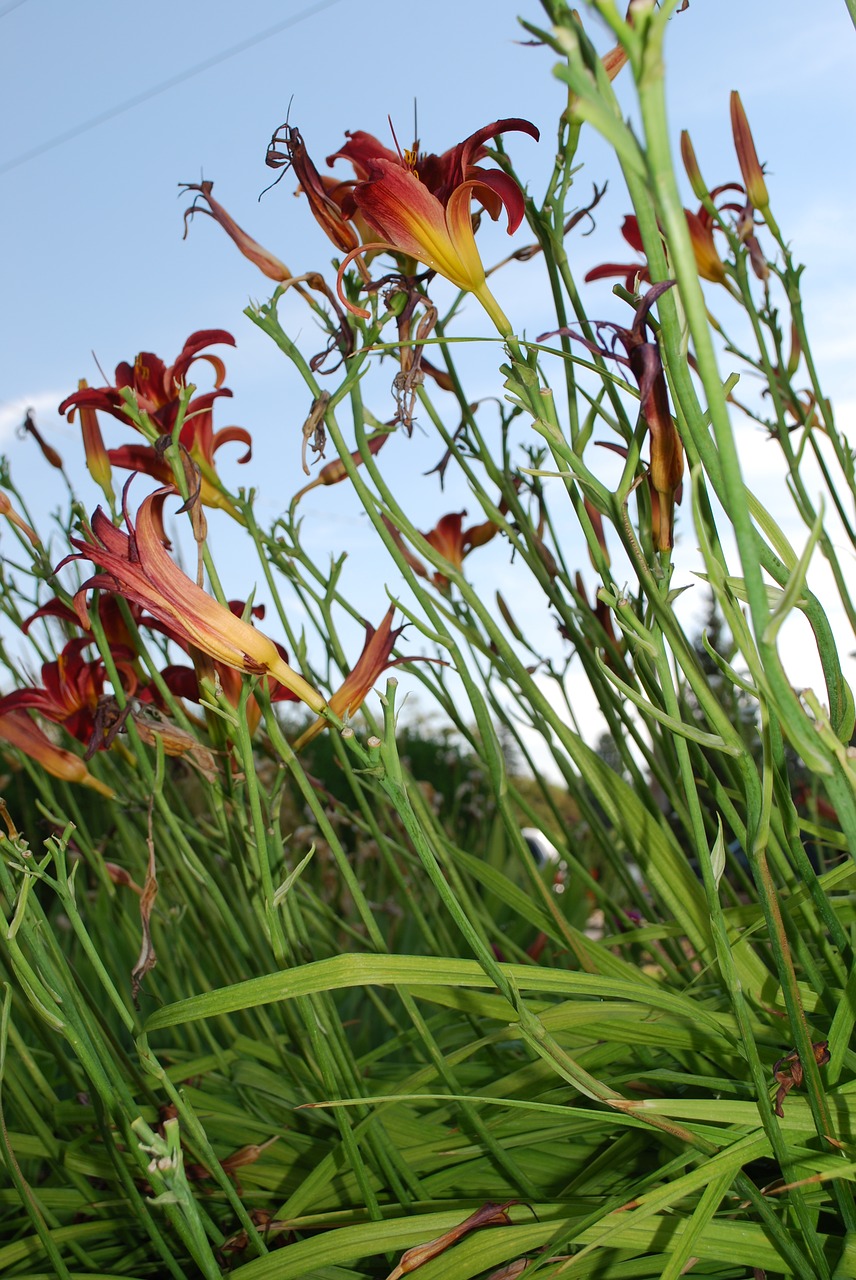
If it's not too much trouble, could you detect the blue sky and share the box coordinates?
[1,0,854,737]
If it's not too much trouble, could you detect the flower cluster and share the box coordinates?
[183,117,538,336]
[586,91,772,294]
[1,111,543,792]
[59,330,250,515]
[0,478,418,790]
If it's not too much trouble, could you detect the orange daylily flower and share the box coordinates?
[294,606,421,749]
[329,118,539,334]
[540,284,683,551]
[59,331,250,514]
[160,602,300,736]
[384,507,505,589]
[61,483,326,713]
[0,710,114,796]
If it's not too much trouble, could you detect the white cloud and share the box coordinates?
[0,391,68,446]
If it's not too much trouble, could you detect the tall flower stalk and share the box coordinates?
[1,4,854,1277]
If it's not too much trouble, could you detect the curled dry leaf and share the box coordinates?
[385,1201,517,1280]
[487,1262,529,1280]
[130,706,218,784]
[131,806,158,1006]
[773,1040,830,1117]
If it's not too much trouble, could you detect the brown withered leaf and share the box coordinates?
[219,1209,291,1259]
[131,804,158,1006]
[220,1136,279,1196]
[773,1040,830,1117]
[487,1263,529,1280]
[130,707,218,783]
[220,1136,279,1174]
[385,1202,517,1280]
[104,861,143,895]
[300,392,331,475]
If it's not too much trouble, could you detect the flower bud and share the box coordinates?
[74,379,115,502]
[496,591,525,643]
[684,209,727,284]
[291,433,388,504]
[0,492,39,547]
[21,409,63,469]
[0,711,114,796]
[786,321,801,379]
[680,130,708,202]
[730,91,769,214]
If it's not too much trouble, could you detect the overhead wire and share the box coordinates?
[0,0,31,19]
[0,0,344,177]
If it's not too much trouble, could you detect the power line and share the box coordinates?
[0,0,343,177]
[0,0,31,18]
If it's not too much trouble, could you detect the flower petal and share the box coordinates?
[66,484,325,711]
[210,425,253,464]
[465,168,528,231]
[327,130,400,178]
[439,117,540,196]
[0,710,114,795]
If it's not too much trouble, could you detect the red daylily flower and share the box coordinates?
[160,601,300,736]
[0,710,114,796]
[540,283,684,551]
[327,120,537,217]
[384,507,504,590]
[59,331,251,512]
[585,201,738,290]
[60,482,326,713]
[23,592,144,654]
[294,606,421,749]
[0,638,124,744]
[162,661,279,735]
[327,118,539,334]
[584,214,651,291]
